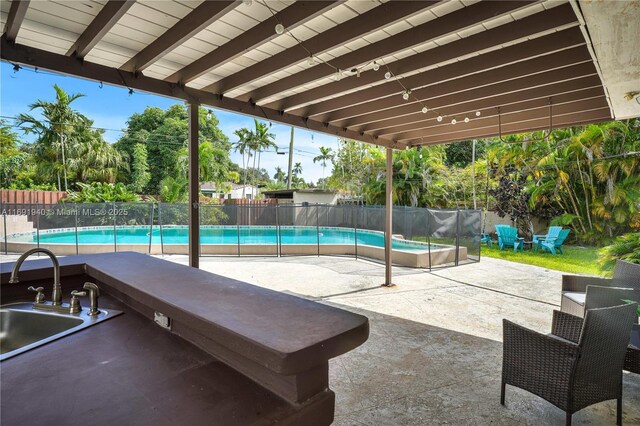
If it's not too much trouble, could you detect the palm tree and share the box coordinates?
[66,125,123,183]
[274,166,286,182]
[313,146,333,188]
[178,141,235,194]
[233,127,252,190]
[293,162,303,177]
[17,84,86,191]
[251,119,276,176]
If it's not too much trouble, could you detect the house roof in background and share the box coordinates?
[200,182,258,191]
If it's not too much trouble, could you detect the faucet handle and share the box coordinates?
[28,286,45,304]
[69,290,86,314]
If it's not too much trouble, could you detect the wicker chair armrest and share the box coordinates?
[562,274,612,292]
[503,320,579,399]
[551,310,583,343]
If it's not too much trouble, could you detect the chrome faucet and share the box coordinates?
[10,248,62,306]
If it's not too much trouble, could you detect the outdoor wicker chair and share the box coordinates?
[561,260,640,317]
[502,303,638,426]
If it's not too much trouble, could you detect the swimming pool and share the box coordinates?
[5,225,464,268]
[12,225,436,251]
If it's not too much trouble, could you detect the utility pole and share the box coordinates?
[287,126,294,189]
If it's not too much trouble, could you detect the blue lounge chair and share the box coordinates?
[497,226,524,252]
[480,233,493,248]
[495,224,510,248]
[533,226,562,251]
[537,228,570,255]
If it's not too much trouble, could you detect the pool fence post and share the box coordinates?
[455,210,461,266]
[275,203,280,257]
[316,204,320,257]
[36,207,41,250]
[158,203,164,255]
[148,203,154,254]
[383,147,394,287]
[236,204,241,257]
[3,212,7,255]
[354,204,358,260]
[427,209,432,271]
[187,101,200,268]
[112,201,117,252]
[74,205,79,255]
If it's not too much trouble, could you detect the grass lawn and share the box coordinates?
[481,244,603,275]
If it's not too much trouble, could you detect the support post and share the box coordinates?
[472,139,477,210]
[188,102,200,268]
[383,147,394,287]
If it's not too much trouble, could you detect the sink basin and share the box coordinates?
[0,302,122,361]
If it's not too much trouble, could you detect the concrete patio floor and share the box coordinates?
[3,252,638,424]
[163,255,640,425]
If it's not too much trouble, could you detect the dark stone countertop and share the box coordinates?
[1,252,369,375]
[0,293,324,426]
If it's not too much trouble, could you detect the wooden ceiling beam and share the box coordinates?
[375,92,607,137]
[361,77,603,134]
[271,3,578,113]
[3,0,30,42]
[165,1,343,84]
[244,0,537,104]
[337,65,599,130]
[120,1,239,73]
[403,109,612,146]
[203,1,440,94]
[66,0,134,58]
[296,27,586,120]
[393,100,610,142]
[318,43,593,124]
[1,36,403,149]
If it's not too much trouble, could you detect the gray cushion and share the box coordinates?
[563,292,586,306]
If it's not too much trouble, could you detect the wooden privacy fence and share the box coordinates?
[1,190,67,205]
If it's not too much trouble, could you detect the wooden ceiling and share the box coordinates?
[1,0,615,148]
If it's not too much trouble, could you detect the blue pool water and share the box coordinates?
[14,226,437,252]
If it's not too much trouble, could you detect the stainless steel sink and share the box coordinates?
[0,302,122,361]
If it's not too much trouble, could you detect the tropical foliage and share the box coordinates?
[13,85,123,191]
[598,233,640,274]
[114,104,231,193]
[65,182,140,202]
[488,119,639,242]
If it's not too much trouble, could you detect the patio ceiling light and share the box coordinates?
[307,55,315,66]
[384,71,391,80]
[437,115,443,122]
[422,106,428,113]
[372,61,380,71]
[451,118,457,124]
[275,23,285,35]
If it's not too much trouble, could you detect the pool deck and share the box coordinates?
[164,255,640,425]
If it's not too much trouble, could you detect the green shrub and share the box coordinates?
[65,182,140,202]
[598,233,640,275]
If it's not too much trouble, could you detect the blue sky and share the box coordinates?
[0,61,340,183]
